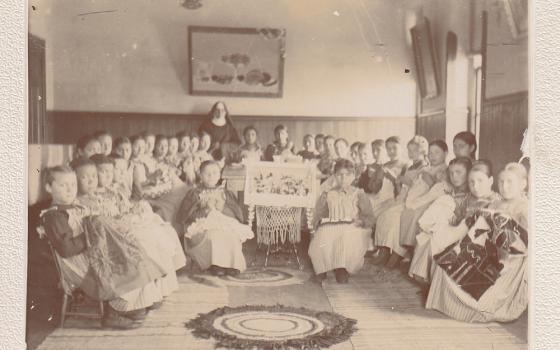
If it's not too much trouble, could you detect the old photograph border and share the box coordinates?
[1,0,560,349]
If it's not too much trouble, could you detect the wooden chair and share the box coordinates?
[38,226,104,328]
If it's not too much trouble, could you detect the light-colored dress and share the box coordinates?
[399,163,449,246]
[425,197,528,322]
[308,187,375,274]
[132,157,191,224]
[185,210,254,271]
[177,186,249,271]
[375,163,447,256]
[239,144,263,162]
[78,189,186,296]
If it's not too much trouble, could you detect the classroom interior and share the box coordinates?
[27,0,528,349]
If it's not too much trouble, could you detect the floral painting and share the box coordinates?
[188,26,286,98]
[244,162,318,208]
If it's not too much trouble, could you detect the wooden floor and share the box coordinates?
[33,254,528,350]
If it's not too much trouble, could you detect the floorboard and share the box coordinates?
[32,252,528,350]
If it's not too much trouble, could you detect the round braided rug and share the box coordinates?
[202,267,309,287]
[186,304,357,349]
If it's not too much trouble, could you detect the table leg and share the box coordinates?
[292,242,303,270]
[264,244,271,268]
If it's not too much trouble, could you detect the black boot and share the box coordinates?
[335,268,349,284]
[371,247,390,265]
[385,252,403,269]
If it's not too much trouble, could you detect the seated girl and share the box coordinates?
[177,131,192,160]
[350,141,361,165]
[194,131,215,165]
[154,134,182,179]
[190,134,200,156]
[110,154,132,199]
[357,142,395,220]
[177,161,250,276]
[141,132,157,173]
[75,134,102,161]
[373,140,448,267]
[113,136,134,193]
[297,134,320,161]
[315,134,326,157]
[371,139,388,165]
[132,136,173,200]
[179,154,198,186]
[74,157,185,298]
[334,138,351,161]
[239,126,263,162]
[95,130,113,156]
[40,165,166,329]
[309,159,375,284]
[264,124,295,161]
[166,135,182,170]
[408,157,474,284]
[383,136,408,190]
[130,135,189,222]
[394,136,429,199]
[319,138,354,192]
[317,135,337,179]
[452,131,477,160]
[353,142,369,178]
[425,163,528,322]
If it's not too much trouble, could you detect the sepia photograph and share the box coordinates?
[27,0,529,349]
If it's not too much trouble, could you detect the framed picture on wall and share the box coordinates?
[410,18,440,99]
[188,26,286,98]
[502,0,528,40]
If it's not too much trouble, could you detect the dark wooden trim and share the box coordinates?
[46,111,413,123]
[483,91,528,105]
[45,110,416,146]
[481,11,488,102]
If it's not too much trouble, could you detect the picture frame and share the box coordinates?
[188,26,286,98]
[410,18,440,100]
[502,0,528,40]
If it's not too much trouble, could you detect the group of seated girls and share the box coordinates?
[307,131,529,323]
[41,125,528,326]
[39,160,186,330]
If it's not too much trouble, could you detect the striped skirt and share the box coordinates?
[408,232,435,281]
[374,204,407,257]
[308,223,371,274]
[426,256,528,322]
[399,204,430,247]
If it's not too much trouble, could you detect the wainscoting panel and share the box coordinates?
[47,111,415,150]
[479,92,528,175]
[415,109,446,142]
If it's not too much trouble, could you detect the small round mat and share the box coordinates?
[202,267,308,287]
[186,305,356,349]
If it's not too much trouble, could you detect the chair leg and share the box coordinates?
[99,301,105,319]
[60,294,68,328]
